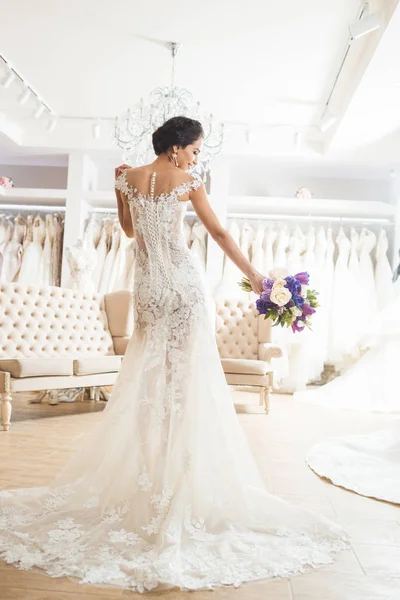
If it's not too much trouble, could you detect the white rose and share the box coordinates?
[270,280,292,307]
[268,267,289,281]
[291,306,302,317]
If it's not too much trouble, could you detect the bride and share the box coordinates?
[0,116,347,592]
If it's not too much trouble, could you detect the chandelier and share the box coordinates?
[114,42,224,178]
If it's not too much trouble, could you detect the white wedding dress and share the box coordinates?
[0,171,348,592]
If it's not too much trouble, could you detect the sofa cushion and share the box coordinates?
[0,358,73,378]
[221,358,271,376]
[73,356,122,376]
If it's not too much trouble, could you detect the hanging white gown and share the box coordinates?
[215,220,242,299]
[250,225,265,272]
[98,221,120,295]
[327,229,352,369]
[41,215,54,287]
[1,215,24,282]
[302,226,315,275]
[18,215,46,285]
[346,228,362,358]
[110,230,130,292]
[286,227,304,275]
[0,216,13,282]
[295,289,400,412]
[92,219,111,293]
[0,170,348,592]
[307,226,328,383]
[124,239,137,290]
[240,222,254,263]
[375,229,394,310]
[358,228,379,339]
[273,225,289,269]
[262,225,277,274]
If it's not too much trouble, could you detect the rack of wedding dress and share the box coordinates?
[81,211,209,295]
[214,215,395,392]
[0,211,64,286]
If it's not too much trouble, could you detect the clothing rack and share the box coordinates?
[226,213,394,226]
[0,204,66,213]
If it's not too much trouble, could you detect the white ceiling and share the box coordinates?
[0,0,399,169]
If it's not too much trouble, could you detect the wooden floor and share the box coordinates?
[1,391,400,600]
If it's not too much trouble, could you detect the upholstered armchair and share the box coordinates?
[215,299,282,412]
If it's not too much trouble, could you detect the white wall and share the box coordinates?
[227,157,394,203]
[0,164,68,189]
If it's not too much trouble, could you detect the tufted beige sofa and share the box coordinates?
[0,283,133,431]
[215,299,282,412]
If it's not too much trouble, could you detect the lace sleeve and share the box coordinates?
[115,172,130,197]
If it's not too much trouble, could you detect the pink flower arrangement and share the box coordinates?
[0,177,14,189]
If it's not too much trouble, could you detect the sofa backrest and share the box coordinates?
[215,298,271,360]
[0,283,115,358]
[104,290,134,355]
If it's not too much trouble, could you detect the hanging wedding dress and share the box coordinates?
[302,225,315,274]
[110,230,130,292]
[295,286,400,412]
[304,289,400,503]
[51,214,64,287]
[375,229,394,310]
[358,228,379,339]
[1,214,25,282]
[99,221,120,295]
[240,222,254,263]
[306,226,328,383]
[23,215,33,251]
[41,215,54,287]
[250,225,265,272]
[327,228,353,369]
[215,220,242,299]
[286,226,304,275]
[273,225,289,268]
[0,215,13,282]
[345,228,362,358]
[0,170,347,592]
[124,239,137,290]
[18,215,46,285]
[92,218,111,293]
[262,225,277,274]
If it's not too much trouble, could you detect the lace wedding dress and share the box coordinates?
[0,171,347,592]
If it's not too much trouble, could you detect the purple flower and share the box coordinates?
[295,272,310,286]
[284,276,301,297]
[262,278,274,292]
[260,291,271,302]
[302,303,316,317]
[256,298,272,315]
[291,317,306,333]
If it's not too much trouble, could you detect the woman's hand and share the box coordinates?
[248,271,265,295]
[115,164,131,179]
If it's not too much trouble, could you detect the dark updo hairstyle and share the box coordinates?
[152,116,204,156]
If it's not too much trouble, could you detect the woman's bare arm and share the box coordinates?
[190,183,264,294]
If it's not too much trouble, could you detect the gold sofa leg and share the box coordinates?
[1,392,12,431]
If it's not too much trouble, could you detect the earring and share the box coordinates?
[172,152,179,167]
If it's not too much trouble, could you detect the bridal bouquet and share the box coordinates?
[239,269,319,333]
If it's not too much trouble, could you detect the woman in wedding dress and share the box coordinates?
[0,117,347,592]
